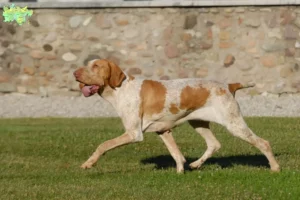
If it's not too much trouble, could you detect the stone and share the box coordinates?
[210,8,219,14]
[163,26,173,40]
[280,66,293,78]
[294,63,299,71]
[23,43,37,49]
[295,41,300,48]
[107,55,120,65]
[265,14,277,28]
[89,43,103,51]
[178,69,188,78]
[244,18,261,28]
[30,50,44,59]
[238,17,243,25]
[69,16,83,28]
[72,31,85,40]
[236,60,253,71]
[195,32,202,38]
[27,86,39,94]
[115,19,129,26]
[224,54,235,67]
[107,32,118,40]
[62,52,77,62]
[46,54,57,60]
[12,46,28,54]
[44,32,57,42]
[294,17,300,28]
[260,54,277,68]
[219,31,230,40]
[39,71,47,77]
[206,21,214,27]
[219,41,233,49]
[140,52,153,57]
[0,83,16,93]
[87,33,100,41]
[124,29,139,39]
[96,14,112,29]
[7,25,16,35]
[267,28,282,39]
[124,59,136,65]
[83,16,93,26]
[280,11,296,25]
[24,30,32,39]
[0,72,11,83]
[285,48,295,57]
[164,43,179,58]
[262,39,285,52]
[156,68,164,77]
[204,52,219,62]
[195,68,208,78]
[260,8,272,12]
[17,86,27,93]
[29,18,39,27]
[2,41,9,47]
[181,33,192,41]
[143,68,154,77]
[284,25,298,40]
[184,15,197,29]
[83,55,101,65]
[160,75,170,80]
[43,44,53,52]
[200,42,212,50]
[69,43,82,52]
[23,67,36,75]
[235,8,245,13]
[39,86,48,97]
[127,68,142,75]
[207,28,213,39]
[218,18,232,29]
[0,47,4,56]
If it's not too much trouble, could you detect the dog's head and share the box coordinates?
[73,59,126,97]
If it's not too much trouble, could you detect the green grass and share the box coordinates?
[0,117,300,200]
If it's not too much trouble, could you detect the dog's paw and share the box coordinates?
[80,162,93,169]
[271,165,280,172]
[189,161,201,169]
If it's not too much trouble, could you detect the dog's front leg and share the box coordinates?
[81,131,142,169]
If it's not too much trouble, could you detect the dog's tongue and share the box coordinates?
[81,85,100,97]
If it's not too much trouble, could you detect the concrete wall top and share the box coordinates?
[0,0,300,8]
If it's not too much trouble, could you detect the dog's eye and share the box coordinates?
[92,64,99,71]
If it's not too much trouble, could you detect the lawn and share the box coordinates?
[0,117,299,200]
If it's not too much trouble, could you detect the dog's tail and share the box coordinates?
[228,82,255,97]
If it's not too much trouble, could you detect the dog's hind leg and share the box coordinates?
[157,130,186,173]
[224,116,280,172]
[188,120,221,169]
[219,99,280,172]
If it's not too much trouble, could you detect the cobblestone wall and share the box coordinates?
[1,6,300,96]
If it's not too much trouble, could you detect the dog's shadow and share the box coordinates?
[141,154,272,171]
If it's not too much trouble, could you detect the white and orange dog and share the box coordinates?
[73,59,280,173]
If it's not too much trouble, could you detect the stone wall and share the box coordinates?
[1,6,300,97]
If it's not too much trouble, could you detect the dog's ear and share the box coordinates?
[107,60,126,88]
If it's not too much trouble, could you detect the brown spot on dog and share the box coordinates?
[169,103,179,114]
[228,83,243,96]
[139,80,167,117]
[179,86,210,111]
[216,88,227,96]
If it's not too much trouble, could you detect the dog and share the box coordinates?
[73,59,280,173]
